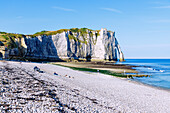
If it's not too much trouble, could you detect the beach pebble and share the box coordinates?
[0,61,170,113]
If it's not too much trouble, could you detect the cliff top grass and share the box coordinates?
[0,28,99,46]
[0,28,109,38]
[31,28,100,37]
[0,28,101,47]
[0,32,24,43]
[0,28,114,44]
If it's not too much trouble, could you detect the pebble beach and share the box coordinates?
[0,61,170,113]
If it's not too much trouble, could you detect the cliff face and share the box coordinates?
[3,28,124,61]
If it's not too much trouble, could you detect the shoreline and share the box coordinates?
[118,59,170,90]
[56,62,170,91]
[127,78,170,92]
[1,60,168,90]
[0,60,170,112]
[51,61,148,77]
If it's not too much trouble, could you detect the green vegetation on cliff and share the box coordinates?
[0,32,25,49]
[34,30,48,36]
[0,28,101,39]
[68,34,78,41]
[0,28,105,48]
[32,28,100,37]
[70,28,79,33]
[0,31,7,34]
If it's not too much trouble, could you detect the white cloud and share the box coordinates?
[149,19,170,23]
[123,44,170,48]
[126,57,170,59]
[150,1,170,5]
[147,30,170,32]
[16,16,23,19]
[151,2,163,4]
[101,8,122,13]
[52,6,75,12]
[151,1,167,5]
[153,5,170,9]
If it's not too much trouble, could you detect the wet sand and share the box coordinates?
[0,61,170,113]
[53,62,138,73]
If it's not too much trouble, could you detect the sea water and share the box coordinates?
[117,59,170,89]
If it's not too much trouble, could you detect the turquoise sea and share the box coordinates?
[117,59,170,89]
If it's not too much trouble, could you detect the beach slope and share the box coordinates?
[0,61,170,112]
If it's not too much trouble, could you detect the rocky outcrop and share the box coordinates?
[4,28,124,61]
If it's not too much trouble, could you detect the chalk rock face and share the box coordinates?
[6,28,124,61]
[23,32,68,60]
[93,29,105,59]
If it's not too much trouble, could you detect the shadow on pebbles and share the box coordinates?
[0,62,119,113]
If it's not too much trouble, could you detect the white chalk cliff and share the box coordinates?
[5,28,124,61]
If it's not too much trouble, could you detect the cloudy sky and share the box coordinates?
[0,0,170,58]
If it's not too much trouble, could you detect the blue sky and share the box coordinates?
[0,0,170,58]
